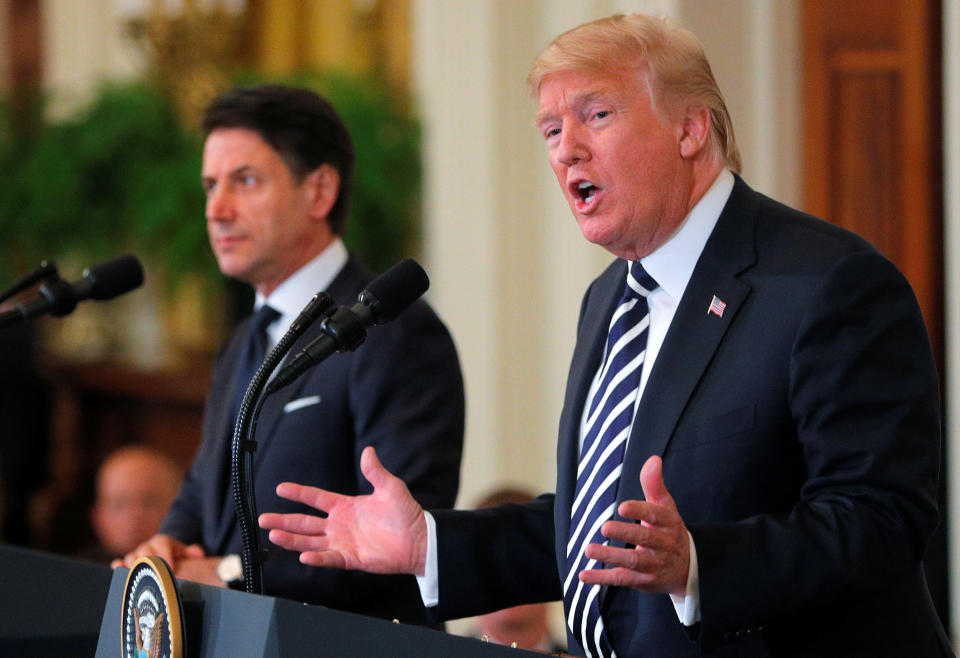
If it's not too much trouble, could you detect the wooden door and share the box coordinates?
[803,0,943,365]
[802,0,946,627]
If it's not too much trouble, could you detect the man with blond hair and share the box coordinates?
[259,14,949,656]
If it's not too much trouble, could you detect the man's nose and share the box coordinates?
[556,125,589,166]
[206,185,234,222]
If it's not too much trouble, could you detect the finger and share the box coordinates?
[359,446,392,490]
[585,542,659,571]
[299,550,346,569]
[260,512,327,535]
[152,542,178,569]
[639,455,674,508]
[275,481,340,511]
[110,558,124,569]
[267,528,330,552]
[601,519,672,550]
[579,565,654,590]
[615,500,670,526]
[183,543,207,558]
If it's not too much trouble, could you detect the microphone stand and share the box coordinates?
[0,260,58,305]
[231,293,334,595]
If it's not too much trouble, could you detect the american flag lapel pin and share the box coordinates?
[708,295,726,318]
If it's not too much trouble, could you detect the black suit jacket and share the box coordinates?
[162,255,464,623]
[433,178,951,656]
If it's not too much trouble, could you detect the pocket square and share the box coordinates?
[283,395,322,413]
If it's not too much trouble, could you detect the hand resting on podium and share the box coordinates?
[111,533,226,587]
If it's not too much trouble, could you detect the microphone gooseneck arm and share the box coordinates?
[0,260,59,306]
[0,255,144,329]
[231,292,335,595]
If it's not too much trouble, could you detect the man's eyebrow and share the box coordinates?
[533,110,555,129]
[228,164,256,177]
[533,89,611,128]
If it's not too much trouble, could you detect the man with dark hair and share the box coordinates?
[259,15,950,657]
[117,84,464,624]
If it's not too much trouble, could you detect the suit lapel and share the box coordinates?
[617,178,760,506]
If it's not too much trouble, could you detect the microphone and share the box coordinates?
[0,255,144,328]
[266,259,429,393]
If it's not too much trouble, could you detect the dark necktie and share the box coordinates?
[564,261,658,658]
[230,304,280,428]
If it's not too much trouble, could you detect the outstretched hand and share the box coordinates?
[259,446,428,576]
[580,455,690,597]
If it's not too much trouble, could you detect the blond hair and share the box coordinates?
[527,13,741,173]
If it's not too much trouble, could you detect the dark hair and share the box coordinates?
[201,84,355,234]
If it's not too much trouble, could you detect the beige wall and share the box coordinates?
[42,0,145,117]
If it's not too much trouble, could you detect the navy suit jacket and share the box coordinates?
[433,178,951,656]
[162,255,464,623]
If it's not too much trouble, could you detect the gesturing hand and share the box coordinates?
[580,455,690,597]
[259,446,428,576]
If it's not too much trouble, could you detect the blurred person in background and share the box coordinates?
[88,445,182,562]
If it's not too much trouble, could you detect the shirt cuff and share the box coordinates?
[415,510,439,607]
[669,530,701,626]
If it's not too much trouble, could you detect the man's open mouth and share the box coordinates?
[576,180,599,205]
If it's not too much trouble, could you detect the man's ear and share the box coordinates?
[678,105,711,160]
[305,164,341,222]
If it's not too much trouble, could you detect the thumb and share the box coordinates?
[183,543,207,558]
[639,455,674,507]
[360,446,392,490]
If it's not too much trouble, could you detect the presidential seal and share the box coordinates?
[120,556,184,658]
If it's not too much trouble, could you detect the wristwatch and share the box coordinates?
[216,554,244,589]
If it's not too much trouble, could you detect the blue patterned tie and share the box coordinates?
[231,304,280,426]
[564,261,658,658]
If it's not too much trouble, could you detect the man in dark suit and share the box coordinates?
[116,84,464,623]
[259,15,951,656]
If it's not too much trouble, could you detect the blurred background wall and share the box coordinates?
[1,0,958,646]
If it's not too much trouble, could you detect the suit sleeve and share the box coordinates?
[691,251,941,646]
[433,494,562,621]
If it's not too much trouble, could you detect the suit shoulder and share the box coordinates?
[756,190,874,252]
[746,188,895,277]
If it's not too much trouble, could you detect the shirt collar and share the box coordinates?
[254,237,349,337]
[639,168,735,301]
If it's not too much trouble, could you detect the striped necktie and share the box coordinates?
[564,261,658,658]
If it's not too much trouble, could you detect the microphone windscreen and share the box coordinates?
[365,259,429,320]
[83,255,145,300]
